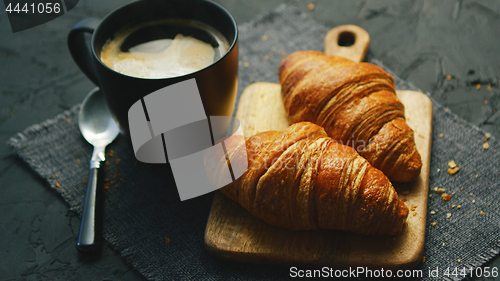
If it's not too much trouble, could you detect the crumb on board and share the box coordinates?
[66,118,71,123]
[114,173,120,178]
[446,213,451,218]
[487,84,492,91]
[422,256,425,263]
[480,211,484,215]
[476,84,481,90]
[412,212,417,217]
[281,51,287,57]
[442,193,452,201]
[83,178,88,184]
[115,158,121,164]
[410,204,417,211]
[244,62,249,67]
[104,183,110,190]
[431,222,437,226]
[485,132,491,139]
[105,161,110,166]
[483,142,489,150]
[261,35,268,41]
[107,150,114,157]
[472,199,475,203]
[452,204,456,208]
[165,237,170,244]
[264,55,269,61]
[485,100,488,104]
[55,182,60,188]
[430,210,436,215]
[445,107,450,112]
[457,205,461,209]
[458,259,461,262]
[439,133,444,138]
[307,3,315,10]
[446,75,452,80]
[55,173,59,178]
[448,160,457,168]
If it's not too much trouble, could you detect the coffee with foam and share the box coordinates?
[100,20,229,79]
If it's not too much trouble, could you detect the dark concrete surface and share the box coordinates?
[1,0,499,280]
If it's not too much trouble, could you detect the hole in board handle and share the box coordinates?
[338,31,355,47]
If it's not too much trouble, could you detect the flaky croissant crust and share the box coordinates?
[279,51,422,182]
[218,122,409,236]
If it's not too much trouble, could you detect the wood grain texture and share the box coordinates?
[205,82,432,270]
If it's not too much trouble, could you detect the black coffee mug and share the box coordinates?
[68,0,238,136]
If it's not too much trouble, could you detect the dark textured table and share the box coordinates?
[1,0,499,280]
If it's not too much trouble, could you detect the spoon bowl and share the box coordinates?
[77,88,119,252]
[79,89,120,146]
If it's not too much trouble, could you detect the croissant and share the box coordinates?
[279,51,421,182]
[216,122,409,236]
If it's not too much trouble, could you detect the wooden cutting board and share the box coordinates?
[204,25,433,270]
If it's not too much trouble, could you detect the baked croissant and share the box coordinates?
[216,122,408,236]
[279,51,421,182]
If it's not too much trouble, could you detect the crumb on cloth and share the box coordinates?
[442,193,452,201]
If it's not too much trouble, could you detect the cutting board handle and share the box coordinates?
[324,25,370,62]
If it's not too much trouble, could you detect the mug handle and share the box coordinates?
[68,18,101,86]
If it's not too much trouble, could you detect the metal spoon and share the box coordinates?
[77,88,120,252]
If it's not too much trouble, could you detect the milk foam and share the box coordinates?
[101,34,215,79]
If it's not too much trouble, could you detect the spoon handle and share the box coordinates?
[77,161,100,252]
